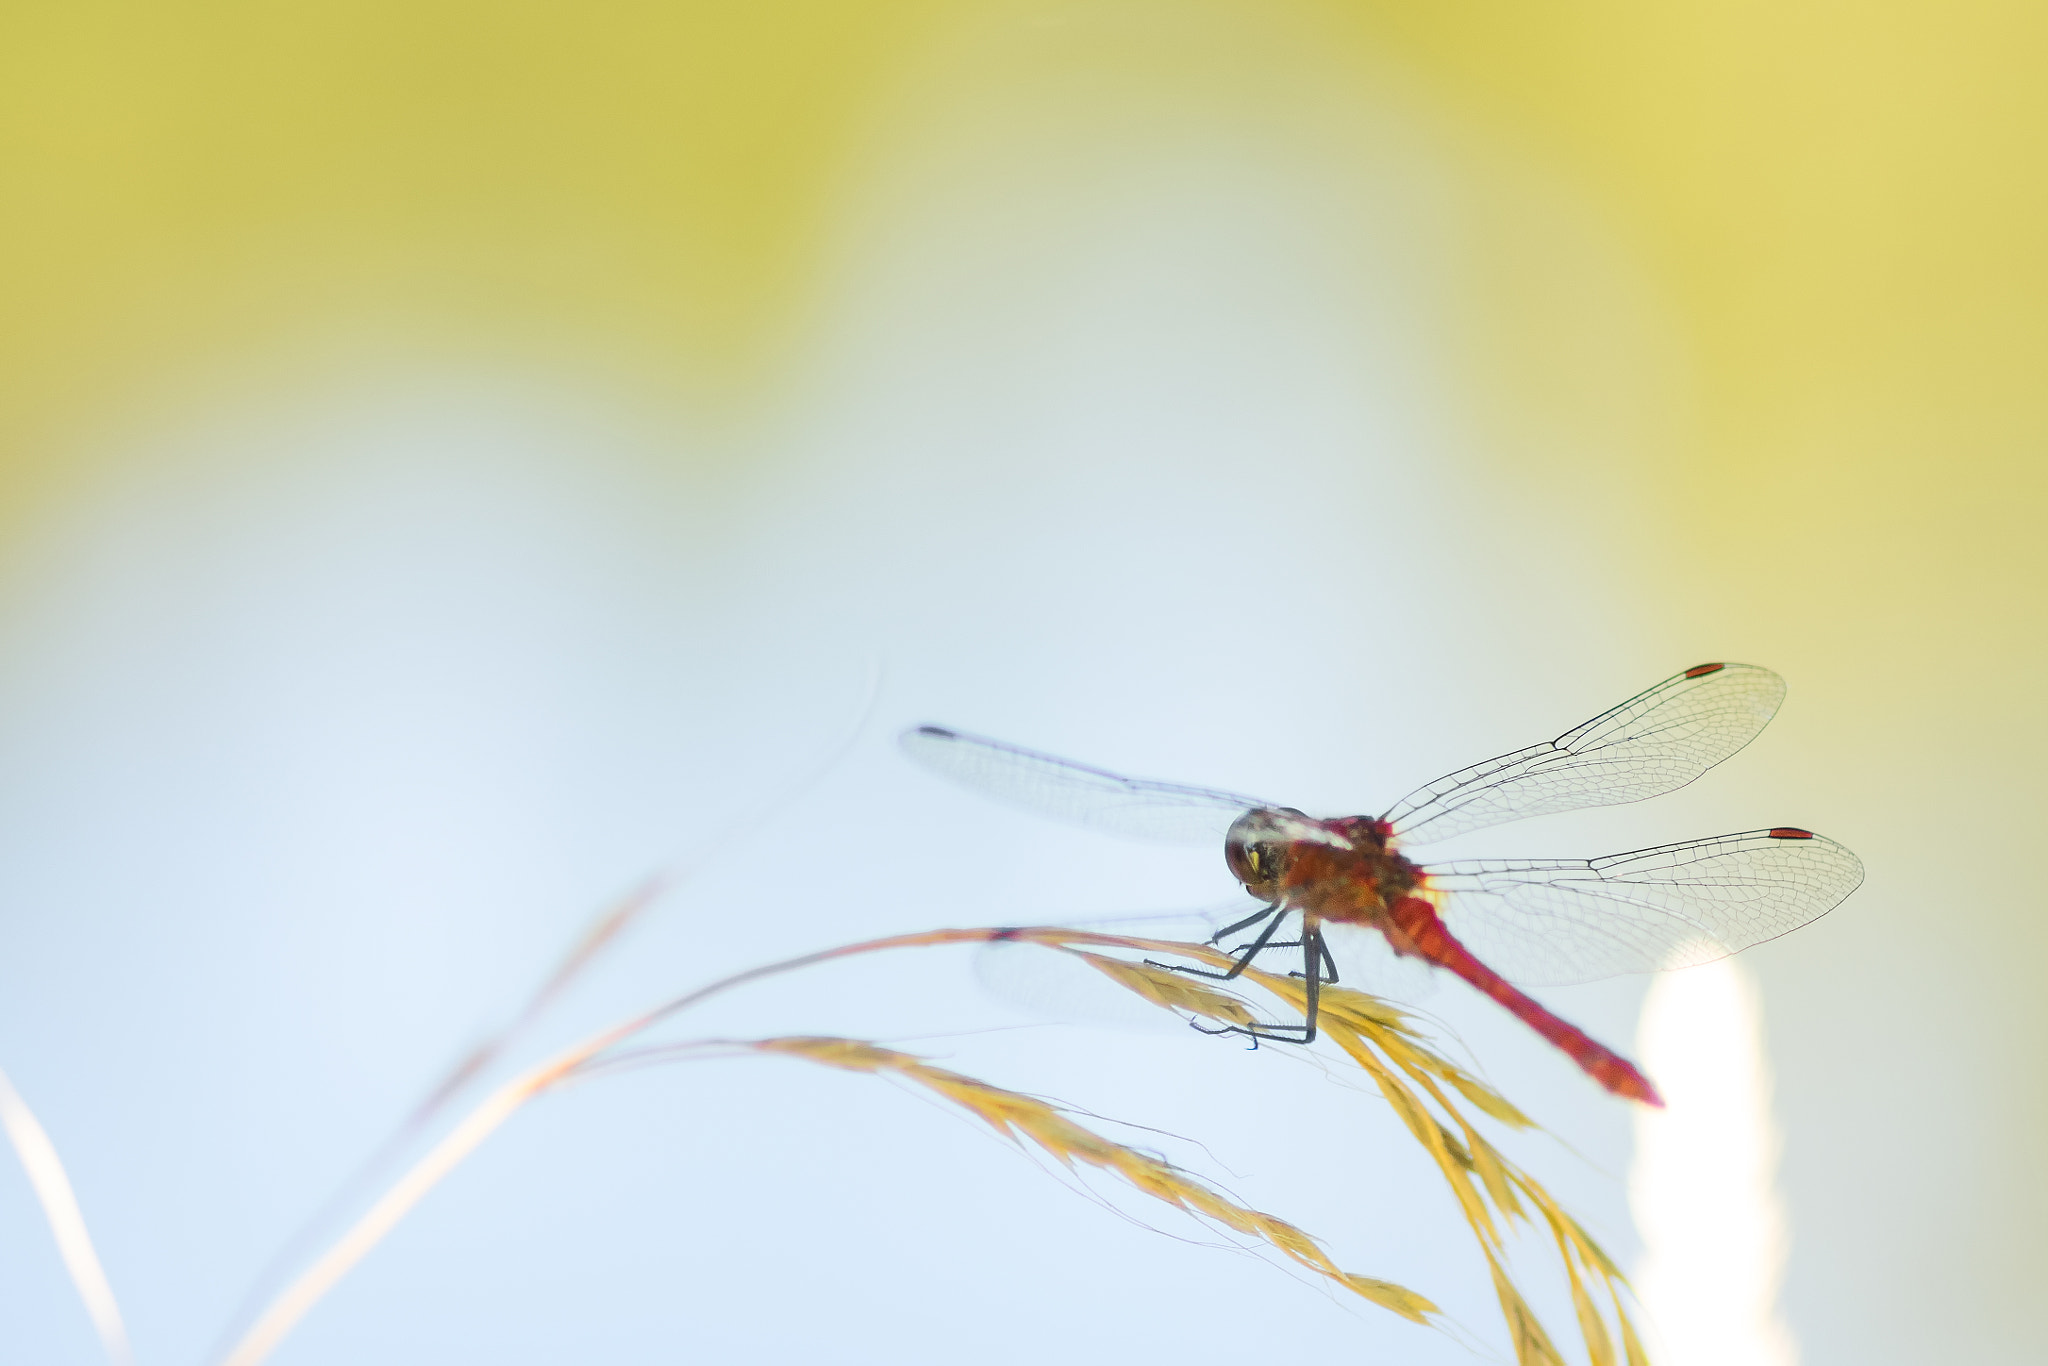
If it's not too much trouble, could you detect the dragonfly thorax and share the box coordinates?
[1226,808,1416,922]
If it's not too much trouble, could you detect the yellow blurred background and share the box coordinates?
[0,3,2041,1363]
[6,2,2043,686]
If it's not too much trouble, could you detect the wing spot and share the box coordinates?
[1767,827,1814,839]
[1684,662,1727,678]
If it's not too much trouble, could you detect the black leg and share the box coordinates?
[1156,910,1329,1047]
[1301,929,1323,1041]
[1213,928,1323,1045]
[1149,905,1286,982]
[1282,930,1338,984]
[1210,903,1283,943]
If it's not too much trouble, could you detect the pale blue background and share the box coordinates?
[0,110,1815,1365]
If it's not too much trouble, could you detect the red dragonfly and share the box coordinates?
[902,663,1862,1106]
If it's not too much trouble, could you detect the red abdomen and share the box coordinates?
[1387,897,1664,1107]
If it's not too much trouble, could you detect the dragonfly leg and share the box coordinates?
[1210,903,1284,943]
[1288,931,1338,985]
[1204,929,1323,1045]
[1148,905,1285,982]
[1302,933,1335,987]
[1161,912,1325,1046]
[1303,929,1323,1036]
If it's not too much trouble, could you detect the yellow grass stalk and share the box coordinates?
[0,1067,134,1366]
[213,924,1650,1366]
[751,1036,1437,1323]
[1195,957,1652,1366]
[214,1033,627,1366]
[1001,934,1651,1364]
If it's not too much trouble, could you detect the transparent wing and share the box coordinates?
[1384,663,1787,845]
[1423,828,1864,987]
[900,725,1273,845]
[1320,920,1440,1003]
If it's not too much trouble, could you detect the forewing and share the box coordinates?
[1384,663,1787,845]
[1423,828,1863,986]
[900,725,1272,845]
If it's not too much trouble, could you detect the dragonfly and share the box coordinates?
[901,663,1863,1106]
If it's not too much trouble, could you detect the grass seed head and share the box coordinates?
[1012,938,1648,1362]
[751,1035,1438,1325]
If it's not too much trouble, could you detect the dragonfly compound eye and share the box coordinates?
[1225,809,1293,893]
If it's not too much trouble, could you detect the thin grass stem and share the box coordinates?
[0,1067,134,1366]
[215,923,1652,1366]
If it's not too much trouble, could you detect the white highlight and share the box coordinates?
[0,1068,133,1366]
[1630,959,1798,1366]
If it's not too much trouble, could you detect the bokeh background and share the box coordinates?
[0,3,2041,1363]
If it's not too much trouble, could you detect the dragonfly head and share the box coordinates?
[1225,806,1313,900]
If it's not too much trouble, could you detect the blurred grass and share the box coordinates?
[196,924,1649,1366]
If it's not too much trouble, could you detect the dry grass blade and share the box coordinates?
[753,1036,1438,1324]
[414,874,668,1120]
[1072,951,1259,1027]
[1488,1254,1570,1366]
[216,930,1018,1366]
[0,1067,134,1366]
[1618,1294,1653,1366]
[218,921,1648,1366]
[393,664,885,1130]
[1054,937,1656,1366]
[1558,1225,1618,1366]
[1267,967,1653,1361]
[213,682,889,1357]
[215,1031,631,1366]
